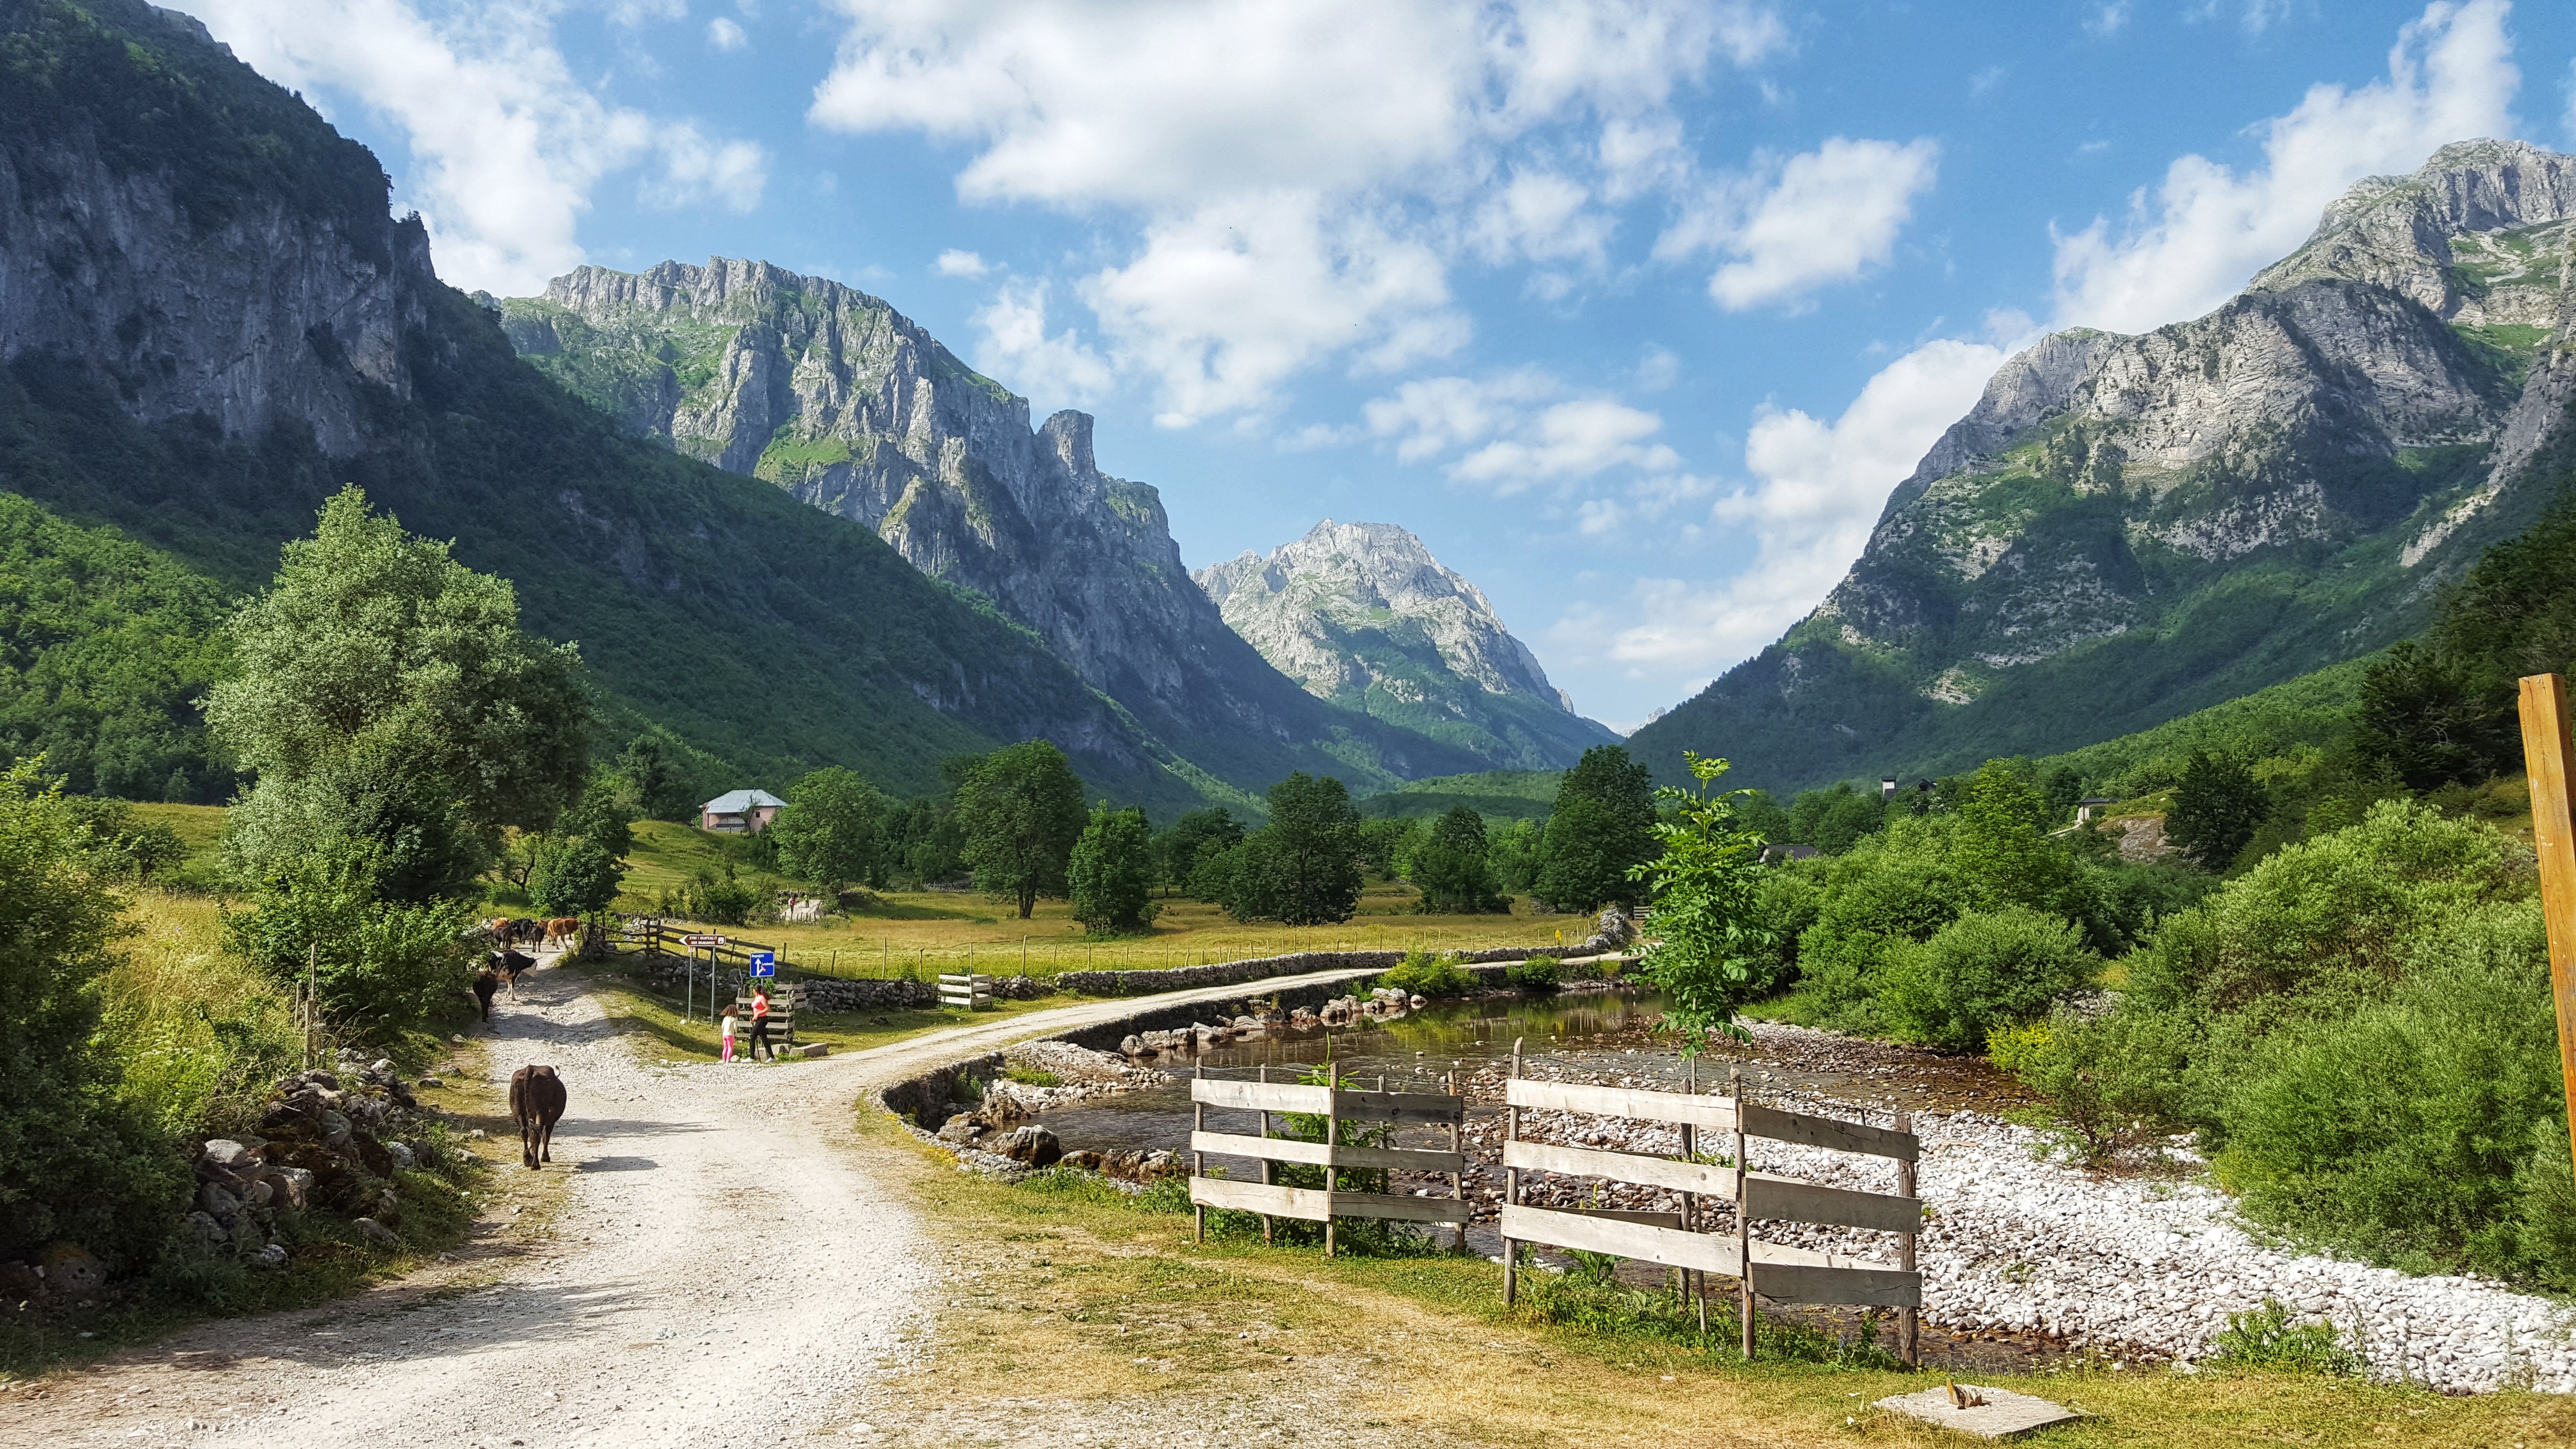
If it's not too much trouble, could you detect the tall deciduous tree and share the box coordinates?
[207,486,590,890]
[1153,806,1243,897]
[1410,805,1507,914]
[1628,753,1774,1053]
[956,740,1087,918]
[772,767,893,894]
[1537,744,1658,912]
[1069,804,1160,934]
[2167,750,2269,873]
[1228,772,1364,926]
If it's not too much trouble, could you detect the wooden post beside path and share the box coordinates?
[2518,673,2576,1176]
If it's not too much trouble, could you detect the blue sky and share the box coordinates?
[177,0,2576,730]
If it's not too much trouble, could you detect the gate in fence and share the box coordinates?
[1186,1063,1469,1256]
[1499,1046,1923,1364]
[938,972,994,1010]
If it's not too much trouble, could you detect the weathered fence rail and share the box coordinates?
[1187,1065,1469,1256]
[1500,1047,1923,1363]
[938,972,994,1010]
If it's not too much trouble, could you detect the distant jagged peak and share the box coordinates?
[1194,518,1572,709]
[2251,139,2576,322]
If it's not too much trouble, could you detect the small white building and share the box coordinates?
[701,788,787,835]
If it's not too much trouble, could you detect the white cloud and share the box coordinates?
[2563,56,2576,146]
[1363,370,1559,462]
[1656,137,1941,311]
[640,123,766,212]
[934,249,990,278]
[806,0,1785,421]
[971,280,1114,411]
[1634,344,1681,392]
[2086,2,2132,36]
[176,0,768,295]
[1550,338,2006,675]
[1081,192,1465,427]
[2051,0,2516,334]
[1453,398,1681,491]
[1362,370,1691,497]
[707,16,748,50]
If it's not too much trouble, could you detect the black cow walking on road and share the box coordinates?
[509,1064,567,1170]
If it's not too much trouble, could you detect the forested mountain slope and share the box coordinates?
[1631,140,2576,796]
[499,263,1485,794]
[0,0,1224,812]
[1195,519,1618,770]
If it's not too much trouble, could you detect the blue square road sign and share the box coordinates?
[748,950,776,978]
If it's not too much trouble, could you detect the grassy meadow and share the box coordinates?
[613,817,1596,981]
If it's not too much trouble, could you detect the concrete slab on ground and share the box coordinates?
[1874,1384,2084,1438]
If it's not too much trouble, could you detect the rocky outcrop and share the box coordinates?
[1632,140,2576,795]
[502,262,1487,793]
[1195,520,1618,768]
[0,7,431,455]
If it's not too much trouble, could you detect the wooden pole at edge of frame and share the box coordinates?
[2518,673,2576,1177]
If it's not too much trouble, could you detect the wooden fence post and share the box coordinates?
[1503,1037,1523,1305]
[1734,1064,1753,1360]
[1896,1109,1918,1368]
[2518,673,2576,1175]
[1193,1062,1207,1245]
[1324,1060,1341,1260]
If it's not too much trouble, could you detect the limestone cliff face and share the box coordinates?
[0,7,430,455]
[1630,139,2576,794]
[1194,520,1615,768]
[501,262,1483,788]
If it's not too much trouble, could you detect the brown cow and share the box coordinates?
[471,966,501,1021]
[509,1065,567,1170]
[541,917,580,951]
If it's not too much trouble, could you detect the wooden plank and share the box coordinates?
[1499,1204,1742,1276]
[1191,1176,1331,1222]
[1188,1176,1468,1224]
[1741,1103,1919,1162]
[1192,1078,1332,1114]
[1747,1243,1920,1306]
[1326,1191,1472,1224]
[1504,1139,1736,1196]
[1744,1177,1923,1235]
[1505,1079,1739,1131]
[2521,672,2576,1179]
[1329,1088,1466,1125]
[1562,1207,1683,1228]
[1190,1131,1464,1174]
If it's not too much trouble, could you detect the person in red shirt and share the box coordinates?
[746,985,776,1062]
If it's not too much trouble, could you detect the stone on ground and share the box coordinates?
[1874,1385,2083,1438]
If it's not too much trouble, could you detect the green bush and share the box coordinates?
[1503,955,1561,992]
[1876,907,2097,1054]
[0,760,188,1268]
[1986,1010,2193,1165]
[679,863,764,925]
[1380,950,1476,998]
[2204,1299,2361,1376]
[221,841,480,1039]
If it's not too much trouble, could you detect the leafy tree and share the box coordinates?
[1628,753,1774,1052]
[555,769,637,864]
[1153,806,1243,897]
[1189,840,1246,906]
[956,740,1087,918]
[1410,806,1507,914]
[1537,745,1658,911]
[0,759,188,1266]
[1876,907,2098,1054]
[1355,816,1418,880]
[222,838,480,1037]
[204,486,591,842]
[1488,817,1542,895]
[529,836,622,917]
[61,796,186,882]
[1952,761,2075,908]
[1069,804,1160,934]
[222,736,490,901]
[1227,772,1364,926]
[771,767,893,894]
[2166,750,2269,872]
[2351,640,2513,791]
[1785,781,1886,853]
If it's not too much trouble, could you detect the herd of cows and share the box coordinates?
[473,917,576,1171]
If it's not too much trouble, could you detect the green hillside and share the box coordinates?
[0,0,1229,816]
[1356,769,1562,822]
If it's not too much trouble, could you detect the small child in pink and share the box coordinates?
[720,1005,739,1063]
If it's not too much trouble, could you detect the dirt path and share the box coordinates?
[0,960,1388,1448]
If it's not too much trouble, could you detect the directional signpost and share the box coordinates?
[681,935,726,1021]
[748,950,776,979]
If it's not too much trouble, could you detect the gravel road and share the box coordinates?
[0,959,1391,1448]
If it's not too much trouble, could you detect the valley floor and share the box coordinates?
[12,963,2576,1447]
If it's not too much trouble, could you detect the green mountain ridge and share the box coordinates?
[0,0,1248,815]
[1630,139,2576,796]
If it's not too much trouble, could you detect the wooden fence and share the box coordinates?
[938,973,994,1010]
[1187,1064,1469,1256]
[1500,1047,1923,1363]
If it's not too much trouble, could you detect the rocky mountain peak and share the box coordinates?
[2252,138,2576,326]
[1194,520,1615,770]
